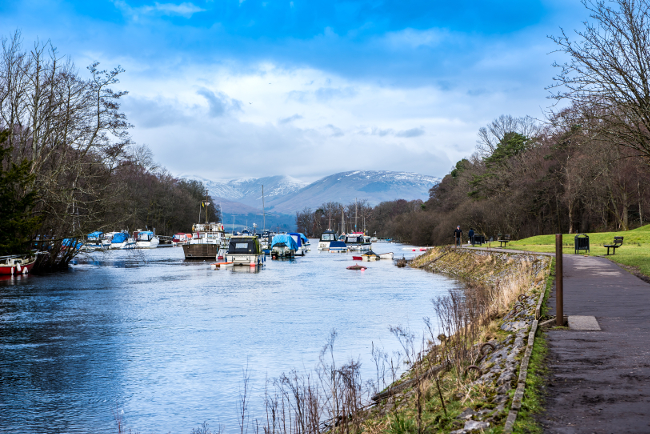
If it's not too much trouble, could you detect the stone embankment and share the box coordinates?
[364,247,551,433]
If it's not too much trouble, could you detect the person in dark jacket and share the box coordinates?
[454,226,462,247]
[468,228,475,245]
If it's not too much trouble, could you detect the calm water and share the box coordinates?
[0,242,460,433]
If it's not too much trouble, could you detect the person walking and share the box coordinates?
[468,228,475,246]
[454,226,462,247]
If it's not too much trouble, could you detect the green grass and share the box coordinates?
[502,224,650,278]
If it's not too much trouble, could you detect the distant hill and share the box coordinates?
[184,171,439,215]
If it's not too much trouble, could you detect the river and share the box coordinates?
[0,241,460,433]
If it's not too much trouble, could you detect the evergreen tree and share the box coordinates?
[0,131,42,255]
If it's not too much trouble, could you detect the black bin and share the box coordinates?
[472,234,486,246]
[575,233,589,254]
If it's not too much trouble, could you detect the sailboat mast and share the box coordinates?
[355,198,358,232]
[262,185,266,231]
[341,206,345,234]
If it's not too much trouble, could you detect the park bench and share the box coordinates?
[603,236,624,255]
[497,234,511,248]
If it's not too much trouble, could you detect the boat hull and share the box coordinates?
[182,243,219,259]
[0,259,35,275]
[224,253,263,266]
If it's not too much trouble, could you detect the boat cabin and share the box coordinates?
[227,236,261,255]
[319,230,338,242]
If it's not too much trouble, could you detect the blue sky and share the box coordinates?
[0,0,587,181]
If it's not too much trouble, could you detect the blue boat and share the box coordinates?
[270,234,298,259]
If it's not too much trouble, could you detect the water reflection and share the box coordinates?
[0,242,460,433]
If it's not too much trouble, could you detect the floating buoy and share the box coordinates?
[347,263,367,270]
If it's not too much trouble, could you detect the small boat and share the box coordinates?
[328,240,348,252]
[318,229,338,251]
[224,235,264,266]
[0,255,36,275]
[271,234,297,259]
[82,231,105,251]
[347,263,367,270]
[352,255,362,261]
[109,232,135,249]
[288,232,308,256]
[379,252,394,260]
[135,230,160,249]
[345,232,372,251]
[172,233,192,246]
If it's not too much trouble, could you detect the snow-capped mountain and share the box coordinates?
[184,171,439,215]
[266,171,440,213]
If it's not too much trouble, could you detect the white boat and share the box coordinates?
[379,252,394,260]
[109,232,136,249]
[183,222,228,259]
[345,232,372,251]
[318,229,338,251]
[224,236,264,266]
[135,230,160,249]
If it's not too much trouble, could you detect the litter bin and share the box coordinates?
[574,233,589,254]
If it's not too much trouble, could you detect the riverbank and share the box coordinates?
[357,247,552,433]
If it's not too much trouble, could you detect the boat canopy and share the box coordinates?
[111,232,129,243]
[329,241,347,248]
[288,232,303,247]
[299,233,309,244]
[227,236,261,254]
[271,234,298,250]
[87,231,103,240]
[137,231,155,241]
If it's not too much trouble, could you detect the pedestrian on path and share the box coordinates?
[468,228,475,245]
[454,226,462,247]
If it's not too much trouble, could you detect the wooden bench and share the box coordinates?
[497,234,511,248]
[603,236,624,255]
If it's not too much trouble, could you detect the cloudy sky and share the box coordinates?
[0,0,586,182]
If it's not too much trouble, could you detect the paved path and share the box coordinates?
[540,255,650,433]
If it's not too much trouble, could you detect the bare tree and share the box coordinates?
[549,0,650,164]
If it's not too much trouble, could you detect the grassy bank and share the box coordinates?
[501,224,650,279]
[358,247,551,434]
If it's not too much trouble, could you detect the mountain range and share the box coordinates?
[185,171,440,215]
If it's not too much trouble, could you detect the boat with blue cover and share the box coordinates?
[288,232,308,256]
[135,230,160,249]
[271,234,297,259]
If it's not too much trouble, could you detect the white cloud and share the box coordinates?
[112,1,205,19]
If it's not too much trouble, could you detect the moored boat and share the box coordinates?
[271,234,297,259]
[224,236,264,266]
[317,229,338,251]
[288,232,308,256]
[109,232,135,249]
[0,255,36,276]
[135,230,160,249]
[328,240,348,252]
[345,232,372,251]
[182,222,227,259]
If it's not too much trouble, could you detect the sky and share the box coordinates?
[0,0,588,182]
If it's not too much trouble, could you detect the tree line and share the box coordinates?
[0,32,219,269]
[297,0,650,246]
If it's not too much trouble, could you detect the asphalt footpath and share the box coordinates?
[539,255,650,433]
